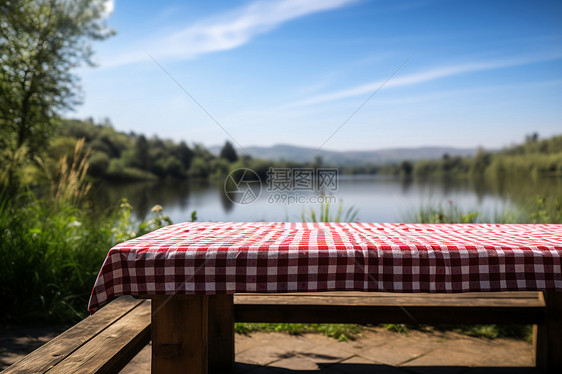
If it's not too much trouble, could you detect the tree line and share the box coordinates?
[41,120,562,184]
[49,118,250,182]
[407,134,562,179]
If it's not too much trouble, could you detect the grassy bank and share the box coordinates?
[0,193,171,325]
[0,141,172,324]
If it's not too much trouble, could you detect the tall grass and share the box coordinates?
[0,193,110,323]
[0,139,172,325]
[407,195,562,224]
[300,200,359,222]
[51,138,92,206]
[0,193,173,324]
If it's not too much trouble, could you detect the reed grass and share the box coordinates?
[300,200,359,223]
[0,139,173,324]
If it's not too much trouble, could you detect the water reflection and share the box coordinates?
[219,187,234,213]
[88,175,562,223]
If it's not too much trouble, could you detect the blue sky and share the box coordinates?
[72,0,562,151]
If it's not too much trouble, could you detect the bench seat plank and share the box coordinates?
[3,297,146,374]
[234,292,546,325]
[235,291,543,306]
[47,300,150,374]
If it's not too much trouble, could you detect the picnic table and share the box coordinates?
[88,222,562,373]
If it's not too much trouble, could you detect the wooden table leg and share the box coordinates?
[534,292,562,373]
[209,294,235,372]
[151,295,208,374]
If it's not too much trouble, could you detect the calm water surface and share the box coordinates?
[89,174,553,223]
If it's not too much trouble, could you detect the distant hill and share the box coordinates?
[210,144,477,165]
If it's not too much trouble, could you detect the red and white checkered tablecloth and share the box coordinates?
[88,222,562,312]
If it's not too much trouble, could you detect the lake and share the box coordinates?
[90,174,561,223]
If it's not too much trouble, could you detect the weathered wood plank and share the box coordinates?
[234,292,544,307]
[234,292,546,325]
[237,291,541,299]
[208,294,234,373]
[46,300,151,374]
[3,297,144,374]
[151,295,208,374]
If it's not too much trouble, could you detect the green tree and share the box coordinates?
[133,135,150,170]
[0,0,114,189]
[470,147,491,175]
[220,141,238,162]
[525,132,539,144]
[400,160,413,176]
[176,141,194,170]
[188,157,210,178]
[88,151,110,177]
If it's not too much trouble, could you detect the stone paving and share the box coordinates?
[121,326,539,374]
[0,325,67,370]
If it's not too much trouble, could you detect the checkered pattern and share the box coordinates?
[88,222,562,312]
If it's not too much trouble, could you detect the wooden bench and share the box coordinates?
[3,297,151,374]
[4,291,561,373]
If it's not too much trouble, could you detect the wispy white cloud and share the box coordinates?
[105,0,357,67]
[357,78,562,107]
[290,52,562,107]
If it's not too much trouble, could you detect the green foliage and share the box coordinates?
[209,158,230,180]
[0,191,173,324]
[36,119,205,181]
[507,133,562,156]
[177,141,194,170]
[471,147,491,175]
[528,195,562,224]
[88,151,111,177]
[234,323,361,341]
[408,193,562,225]
[151,155,183,178]
[220,141,238,162]
[0,0,113,190]
[0,140,175,324]
[384,324,409,334]
[411,134,562,179]
[0,193,111,323]
[112,199,172,242]
[188,157,210,178]
[106,158,157,181]
[42,119,232,181]
[399,160,413,176]
[110,199,137,243]
[133,135,150,170]
[301,201,359,223]
[407,202,481,223]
